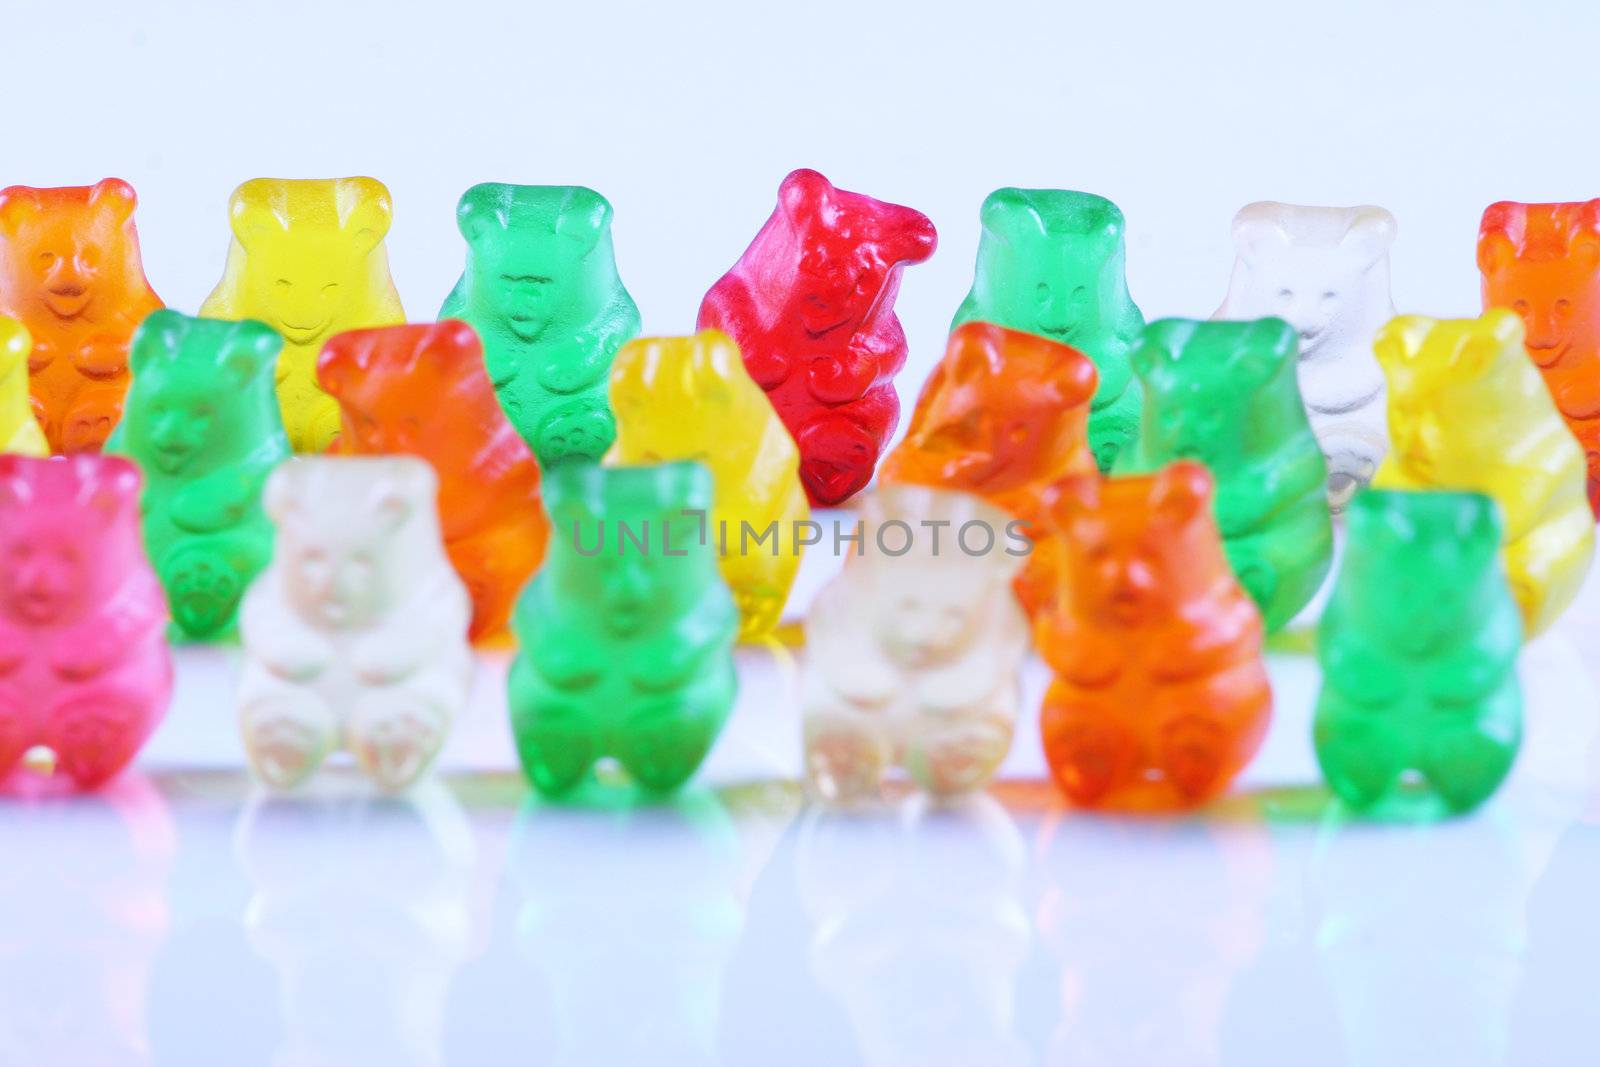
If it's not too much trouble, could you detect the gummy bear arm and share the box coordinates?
[49,583,164,680]
[353,573,471,684]
[807,329,899,406]
[240,579,333,680]
[1035,612,1118,685]
[1149,596,1261,682]
[1430,607,1522,704]
[1218,448,1325,535]
[71,337,131,379]
[633,600,736,693]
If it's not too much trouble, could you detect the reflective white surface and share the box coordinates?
[1,555,1598,1066]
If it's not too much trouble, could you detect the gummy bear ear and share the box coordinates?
[1150,461,1212,525]
[1455,492,1503,550]
[687,332,739,402]
[1569,201,1600,268]
[367,461,427,533]
[229,186,287,251]
[129,309,187,374]
[0,186,42,231]
[0,465,33,508]
[336,177,393,254]
[1236,318,1297,385]
[456,184,508,245]
[1042,473,1101,529]
[81,456,140,518]
[883,207,937,265]
[1129,325,1174,382]
[980,188,1047,243]
[1340,206,1397,266]
[1456,309,1522,378]
[263,463,299,524]
[1372,314,1432,374]
[946,323,1003,382]
[218,320,282,388]
[779,169,832,221]
[1477,232,1516,276]
[1231,203,1290,257]
[552,186,611,252]
[87,178,138,225]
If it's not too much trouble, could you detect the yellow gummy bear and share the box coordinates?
[1373,308,1594,636]
[199,177,405,452]
[608,329,809,641]
[0,316,47,456]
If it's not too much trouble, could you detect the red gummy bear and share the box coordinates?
[0,179,163,453]
[318,320,549,642]
[698,169,937,506]
[1479,200,1600,516]
[0,454,173,789]
[1035,462,1272,811]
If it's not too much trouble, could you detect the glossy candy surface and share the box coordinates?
[881,320,1098,616]
[0,179,163,452]
[319,320,548,642]
[200,177,405,452]
[801,485,1029,801]
[106,310,291,640]
[1479,200,1600,516]
[508,461,738,797]
[238,457,474,791]
[1115,317,1333,632]
[1315,489,1521,817]
[441,183,640,468]
[698,169,936,506]
[0,454,172,788]
[1372,310,1594,636]
[608,329,807,641]
[0,318,47,456]
[952,188,1143,472]
[1216,202,1397,510]
[1035,463,1272,811]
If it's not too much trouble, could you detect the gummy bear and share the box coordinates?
[1115,317,1333,632]
[1372,310,1594,637]
[1314,488,1521,817]
[507,461,738,797]
[440,183,640,468]
[801,485,1029,801]
[880,320,1098,616]
[1035,462,1272,811]
[0,454,172,788]
[1216,202,1397,511]
[608,329,808,641]
[199,177,405,452]
[106,310,291,641]
[0,318,47,456]
[238,457,474,791]
[698,169,937,506]
[952,188,1144,472]
[319,320,549,643]
[1479,200,1600,517]
[0,178,164,453]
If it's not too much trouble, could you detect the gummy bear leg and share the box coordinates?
[795,414,879,507]
[615,668,735,793]
[60,385,125,453]
[47,691,148,789]
[0,683,34,780]
[1154,716,1231,802]
[163,541,247,640]
[803,713,889,802]
[240,689,337,789]
[507,658,597,797]
[1313,695,1407,812]
[903,710,1014,798]
[1418,684,1520,815]
[1039,686,1138,806]
[1505,509,1595,635]
[1227,545,1282,630]
[346,692,449,792]
[29,394,61,455]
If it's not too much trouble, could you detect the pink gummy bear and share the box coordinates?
[0,454,172,788]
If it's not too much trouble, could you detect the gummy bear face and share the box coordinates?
[0,179,144,324]
[1132,319,1297,467]
[228,178,393,348]
[1479,201,1600,369]
[1046,463,1218,628]
[265,457,437,630]
[0,533,86,625]
[871,561,987,666]
[1224,204,1397,355]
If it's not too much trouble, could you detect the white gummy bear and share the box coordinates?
[238,456,474,791]
[1216,202,1397,511]
[801,484,1029,801]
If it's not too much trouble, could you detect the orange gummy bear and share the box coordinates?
[318,320,549,642]
[1034,462,1272,812]
[881,321,1098,615]
[1480,200,1600,516]
[0,179,162,452]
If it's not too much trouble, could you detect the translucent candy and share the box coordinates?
[1479,200,1600,516]
[952,188,1144,471]
[0,454,172,788]
[238,456,474,791]
[1315,488,1521,817]
[508,461,738,796]
[802,484,1029,801]
[1115,317,1333,632]
[880,320,1098,616]
[200,177,405,452]
[1372,310,1594,637]
[1035,462,1272,811]
[608,329,807,641]
[0,317,47,455]
[1217,202,1397,510]
[105,310,290,640]
[319,320,548,642]
[441,183,640,468]
[0,178,163,452]
[698,169,936,506]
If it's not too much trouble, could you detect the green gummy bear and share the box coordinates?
[106,309,291,641]
[441,183,641,468]
[1114,317,1332,632]
[508,460,739,797]
[952,188,1145,472]
[1315,489,1522,817]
